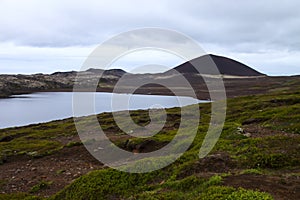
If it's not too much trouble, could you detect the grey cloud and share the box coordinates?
[0,0,299,75]
[1,0,299,52]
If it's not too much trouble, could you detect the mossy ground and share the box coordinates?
[0,83,300,199]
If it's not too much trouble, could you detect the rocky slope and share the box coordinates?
[0,69,126,98]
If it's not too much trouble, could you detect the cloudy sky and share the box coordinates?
[0,0,299,75]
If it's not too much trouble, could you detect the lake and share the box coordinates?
[0,92,201,129]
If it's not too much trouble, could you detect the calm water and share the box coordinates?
[0,92,201,129]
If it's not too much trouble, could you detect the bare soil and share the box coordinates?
[224,174,300,200]
[0,145,103,197]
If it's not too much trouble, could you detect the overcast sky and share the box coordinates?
[0,0,299,75]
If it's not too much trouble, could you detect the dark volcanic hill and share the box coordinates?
[169,54,265,76]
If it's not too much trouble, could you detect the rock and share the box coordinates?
[243,132,252,137]
[124,139,135,150]
[0,135,14,142]
[30,167,37,171]
[0,154,7,164]
[135,140,156,151]
[132,149,139,154]
[27,151,38,157]
[237,127,245,134]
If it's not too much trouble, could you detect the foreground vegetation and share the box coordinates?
[0,82,300,199]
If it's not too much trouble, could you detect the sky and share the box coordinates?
[0,0,300,76]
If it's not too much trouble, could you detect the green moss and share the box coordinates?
[56,169,66,174]
[214,135,300,169]
[30,181,52,193]
[65,141,82,148]
[198,186,273,200]
[240,168,263,175]
[196,186,236,200]
[226,188,273,200]
[162,175,207,191]
[226,92,300,134]
[0,119,78,159]
[52,169,166,200]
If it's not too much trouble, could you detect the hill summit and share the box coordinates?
[169,54,265,76]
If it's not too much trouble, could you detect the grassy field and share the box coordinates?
[0,82,300,199]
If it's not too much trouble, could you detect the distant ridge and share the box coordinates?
[169,54,265,76]
[86,68,127,77]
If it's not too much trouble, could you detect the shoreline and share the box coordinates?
[0,91,207,130]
